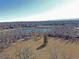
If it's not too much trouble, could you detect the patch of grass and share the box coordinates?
[3,37,79,59]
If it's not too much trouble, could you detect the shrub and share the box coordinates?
[36,34,48,50]
[15,47,35,59]
[43,34,48,45]
[0,52,12,59]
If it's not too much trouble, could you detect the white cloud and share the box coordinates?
[0,0,79,22]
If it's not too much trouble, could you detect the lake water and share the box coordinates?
[16,27,51,33]
[0,27,52,40]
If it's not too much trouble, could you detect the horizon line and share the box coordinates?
[0,18,79,23]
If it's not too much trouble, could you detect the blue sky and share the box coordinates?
[0,0,57,16]
[0,0,78,22]
[0,0,63,16]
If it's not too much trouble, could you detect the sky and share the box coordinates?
[0,0,79,22]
